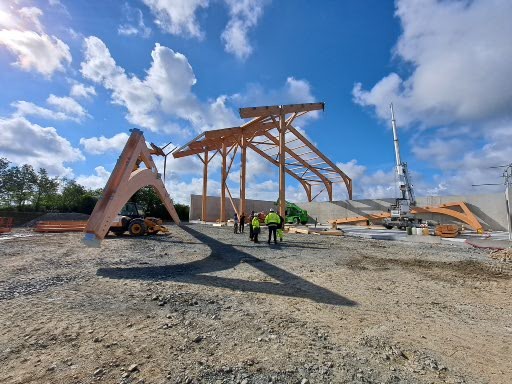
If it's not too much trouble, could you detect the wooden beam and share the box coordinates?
[263,131,333,203]
[240,138,247,216]
[247,143,312,202]
[225,185,238,217]
[202,150,208,222]
[239,102,324,119]
[288,124,352,199]
[226,144,239,175]
[279,112,286,217]
[220,141,227,223]
[83,129,180,246]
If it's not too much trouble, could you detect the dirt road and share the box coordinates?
[0,224,510,383]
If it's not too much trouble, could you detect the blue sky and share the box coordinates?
[1,0,511,204]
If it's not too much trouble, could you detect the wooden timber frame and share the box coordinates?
[329,202,484,232]
[173,102,352,221]
[83,129,181,247]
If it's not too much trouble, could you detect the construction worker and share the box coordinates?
[239,212,246,233]
[249,210,255,240]
[251,213,260,243]
[277,213,285,242]
[265,208,281,244]
[233,213,239,234]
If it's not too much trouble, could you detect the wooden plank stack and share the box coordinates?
[434,224,459,238]
[286,227,344,236]
[34,221,88,233]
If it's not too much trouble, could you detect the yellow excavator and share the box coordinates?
[109,202,168,236]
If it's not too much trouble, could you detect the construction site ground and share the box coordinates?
[0,224,511,384]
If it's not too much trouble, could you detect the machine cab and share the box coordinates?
[120,202,145,218]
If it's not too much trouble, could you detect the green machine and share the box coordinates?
[276,200,309,225]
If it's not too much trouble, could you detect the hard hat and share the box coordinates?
[269,208,274,212]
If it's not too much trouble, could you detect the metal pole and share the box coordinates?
[505,166,512,241]
[390,103,402,175]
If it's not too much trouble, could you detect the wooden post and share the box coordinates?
[220,140,227,223]
[279,109,286,217]
[202,150,208,222]
[240,135,247,216]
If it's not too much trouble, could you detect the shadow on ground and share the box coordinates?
[97,224,356,306]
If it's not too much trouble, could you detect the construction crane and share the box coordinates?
[382,103,418,230]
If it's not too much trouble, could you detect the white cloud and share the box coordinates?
[0,4,71,77]
[336,159,367,181]
[142,0,208,39]
[76,166,111,190]
[118,3,151,38]
[0,30,71,76]
[353,0,512,127]
[18,6,44,33]
[351,0,512,198]
[221,0,268,60]
[12,94,88,122]
[231,77,317,118]
[79,132,130,155]
[0,116,83,176]
[140,0,267,59]
[47,95,87,119]
[70,83,96,99]
[80,36,239,135]
[12,101,73,121]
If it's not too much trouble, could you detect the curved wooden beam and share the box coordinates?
[412,202,483,231]
[84,129,180,247]
[287,124,353,199]
[329,201,483,232]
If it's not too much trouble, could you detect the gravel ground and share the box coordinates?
[0,223,510,384]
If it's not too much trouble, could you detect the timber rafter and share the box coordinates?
[172,102,352,221]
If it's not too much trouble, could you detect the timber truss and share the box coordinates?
[173,102,352,221]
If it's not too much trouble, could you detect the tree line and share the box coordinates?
[0,158,189,220]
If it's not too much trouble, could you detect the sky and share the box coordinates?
[1,0,511,205]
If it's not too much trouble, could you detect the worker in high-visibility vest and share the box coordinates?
[277,214,285,242]
[265,208,281,244]
[251,214,261,243]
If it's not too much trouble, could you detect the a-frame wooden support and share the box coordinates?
[83,129,181,247]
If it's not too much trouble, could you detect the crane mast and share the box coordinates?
[382,104,418,229]
[389,103,416,206]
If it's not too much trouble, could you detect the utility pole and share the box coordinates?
[504,165,512,241]
[473,163,512,241]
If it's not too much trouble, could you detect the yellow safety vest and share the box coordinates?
[252,217,260,228]
[265,212,280,225]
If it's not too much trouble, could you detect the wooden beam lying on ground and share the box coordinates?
[35,221,88,233]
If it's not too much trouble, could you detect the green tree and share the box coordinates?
[132,186,162,216]
[0,158,10,206]
[33,168,59,211]
[3,164,37,210]
[59,179,87,212]
[131,186,188,221]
